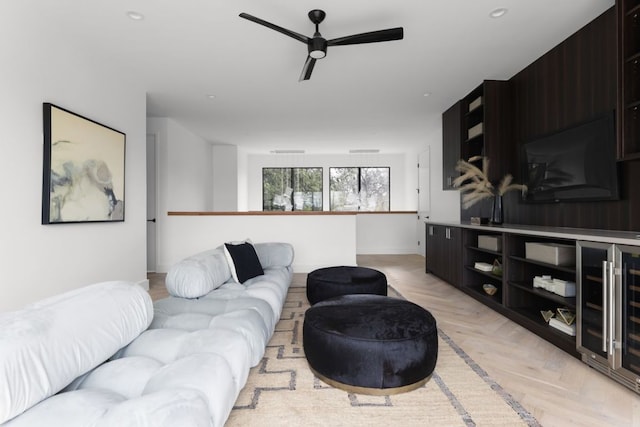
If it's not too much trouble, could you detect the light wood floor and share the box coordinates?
[149,255,640,426]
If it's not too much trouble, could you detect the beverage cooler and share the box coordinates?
[577,241,640,393]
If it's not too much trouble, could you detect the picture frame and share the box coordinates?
[42,103,126,224]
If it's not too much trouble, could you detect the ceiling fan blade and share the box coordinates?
[239,13,309,44]
[328,27,403,46]
[299,56,316,81]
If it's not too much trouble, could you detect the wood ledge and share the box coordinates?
[168,211,417,216]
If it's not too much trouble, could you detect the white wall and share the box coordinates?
[159,215,357,273]
[0,8,147,312]
[147,117,215,276]
[356,214,418,254]
[212,144,238,211]
[147,117,213,212]
[423,126,461,222]
[244,153,417,211]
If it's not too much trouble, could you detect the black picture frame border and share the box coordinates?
[42,102,126,224]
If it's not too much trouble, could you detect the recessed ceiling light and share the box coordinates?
[206,94,216,99]
[489,8,508,18]
[126,11,144,21]
[423,92,431,97]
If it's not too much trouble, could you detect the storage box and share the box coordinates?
[533,276,576,297]
[525,242,576,266]
[549,317,576,336]
[474,262,493,272]
[468,96,483,112]
[468,122,483,139]
[478,235,501,252]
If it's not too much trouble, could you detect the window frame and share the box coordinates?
[262,167,323,211]
[329,166,390,212]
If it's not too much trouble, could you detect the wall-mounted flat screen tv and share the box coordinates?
[522,112,619,203]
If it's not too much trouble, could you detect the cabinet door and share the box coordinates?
[442,102,462,190]
[426,224,441,274]
[445,226,462,286]
[426,225,461,286]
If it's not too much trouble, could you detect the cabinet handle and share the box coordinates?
[602,260,608,353]
[428,225,434,235]
[447,176,452,187]
[608,260,615,356]
[445,228,450,239]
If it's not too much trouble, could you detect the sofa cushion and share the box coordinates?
[166,249,231,299]
[224,240,264,283]
[253,242,295,269]
[0,281,153,424]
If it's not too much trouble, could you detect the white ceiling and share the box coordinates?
[21,0,614,154]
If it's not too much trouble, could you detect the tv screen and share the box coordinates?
[522,112,619,203]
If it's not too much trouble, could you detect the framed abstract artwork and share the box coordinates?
[42,103,126,224]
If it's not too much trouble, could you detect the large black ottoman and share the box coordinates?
[306,266,387,304]
[303,294,438,395]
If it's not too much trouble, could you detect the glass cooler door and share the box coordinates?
[577,242,612,363]
[621,245,640,376]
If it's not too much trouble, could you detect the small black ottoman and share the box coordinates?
[306,266,387,304]
[303,294,438,395]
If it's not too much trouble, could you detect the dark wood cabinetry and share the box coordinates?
[441,81,512,190]
[425,224,461,286]
[504,234,577,355]
[442,102,462,190]
[429,222,581,357]
[618,0,640,160]
[460,80,512,183]
[461,229,504,311]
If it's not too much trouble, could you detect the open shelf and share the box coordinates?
[508,255,575,274]
[510,307,576,342]
[466,245,501,257]
[509,280,576,308]
[465,265,502,282]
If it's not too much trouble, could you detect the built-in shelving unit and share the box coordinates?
[462,229,504,311]
[426,222,640,358]
[618,0,640,159]
[442,80,512,195]
[463,85,485,162]
[505,234,577,354]
[442,102,462,191]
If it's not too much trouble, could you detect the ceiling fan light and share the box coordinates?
[310,50,326,59]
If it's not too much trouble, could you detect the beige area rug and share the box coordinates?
[226,286,540,427]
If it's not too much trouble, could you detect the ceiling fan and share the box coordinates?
[239,9,404,81]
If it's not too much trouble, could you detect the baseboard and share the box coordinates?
[136,279,150,291]
[356,248,420,255]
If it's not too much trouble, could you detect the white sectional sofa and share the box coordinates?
[0,241,294,427]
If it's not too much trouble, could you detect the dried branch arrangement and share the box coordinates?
[452,156,527,209]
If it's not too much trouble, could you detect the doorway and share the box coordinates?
[146,133,157,272]
[417,148,430,256]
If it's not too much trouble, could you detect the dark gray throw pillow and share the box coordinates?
[223,241,264,283]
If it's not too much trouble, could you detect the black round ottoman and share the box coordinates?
[306,266,387,304]
[303,294,438,395]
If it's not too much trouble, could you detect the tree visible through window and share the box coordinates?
[329,167,390,211]
[263,168,323,211]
